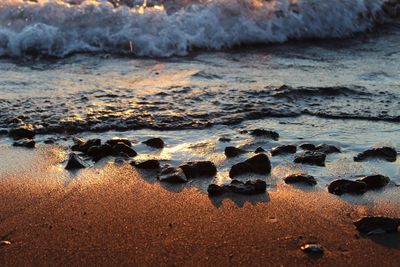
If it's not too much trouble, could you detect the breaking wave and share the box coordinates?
[0,0,397,58]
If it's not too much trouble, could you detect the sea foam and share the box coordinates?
[0,0,391,57]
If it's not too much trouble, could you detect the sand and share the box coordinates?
[0,145,399,266]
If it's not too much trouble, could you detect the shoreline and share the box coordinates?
[0,145,399,266]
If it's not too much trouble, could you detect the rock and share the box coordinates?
[87,144,113,160]
[328,179,367,195]
[112,142,137,157]
[106,138,132,147]
[13,138,35,148]
[9,124,35,140]
[250,129,279,140]
[283,174,317,186]
[254,147,265,153]
[356,175,390,190]
[219,137,231,142]
[229,154,271,178]
[299,143,316,150]
[65,153,89,170]
[179,161,217,178]
[44,138,56,144]
[354,147,397,162]
[354,216,400,234]
[224,146,245,158]
[207,179,267,196]
[133,160,160,169]
[300,243,324,255]
[270,145,296,156]
[315,144,341,154]
[71,138,101,153]
[143,137,164,149]
[158,165,187,183]
[0,240,12,247]
[294,151,326,166]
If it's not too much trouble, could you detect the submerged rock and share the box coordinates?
[158,165,187,183]
[270,145,296,156]
[356,175,390,189]
[224,146,245,158]
[112,142,137,157]
[207,179,267,196]
[9,124,35,140]
[179,161,217,178]
[315,144,341,154]
[71,138,101,153]
[133,160,160,170]
[13,138,35,148]
[65,153,89,170]
[328,179,367,195]
[283,174,317,186]
[294,151,326,166]
[354,216,400,234]
[300,243,324,255]
[143,137,164,149]
[354,147,397,162]
[218,137,231,142]
[250,129,279,140]
[106,138,132,147]
[229,153,271,178]
[254,147,265,153]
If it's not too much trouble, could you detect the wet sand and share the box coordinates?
[0,146,399,266]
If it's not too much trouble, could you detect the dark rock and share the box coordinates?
[158,165,187,183]
[354,147,397,162]
[250,129,279,140]
[134,160,160,169]
[356,175,390,189]
[229,153,271,178]
[254,147,265,153]
[284,174,317,186]
[294,151,326,166]
[71,138,101,153]
[112,142,137,157]
[0,129,8,135]
[224,146,245,158]
[9,124,35,140]
[315,144,341,154]
[179,161,217,178]
[106,138,132,147]
[301,243,324,255]
[143,137,164,149]
[299,143,316,150]
[354,216,400,234]
[44,138,56,144]
[65,153,89,170]
[271,145,297,156]
[328,179,367,195]
[219,137,231,142]
[13,138,35,148]
[87,144,113,160]
[207,179,267,196]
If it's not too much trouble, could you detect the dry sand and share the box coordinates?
[0,145,399,266]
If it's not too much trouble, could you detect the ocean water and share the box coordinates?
[0,0,399,189]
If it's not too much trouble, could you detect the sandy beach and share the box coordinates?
[0,145,399,266]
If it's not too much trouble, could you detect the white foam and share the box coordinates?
[0,0,386,57]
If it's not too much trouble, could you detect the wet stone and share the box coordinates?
[315,144,341,154]
[71,138,101,153]
[9,123,35,140]
[13,138,35,148]
[250,129,279,140]
[179,161,217,178]
[356,175,390,190]
[218,137,231,142]
[65,153,89,170]
[254,147,266,153]
[143,137,164,149]
[106,138,132,147]
[354,216,400,234]
[229,153,271,178]
[112,142,137,157]
[299,143,316,150]
[270,145,297,156]
[354,147,397,162]
[301,243,324,255]
[283,174,317,186]
[294,151,326,166]
[158,165,187,183]
[207,179,267,196]
[87,144,113,160]
[133,160,160,170]
[224,146,245,158]
[328,179,367,195]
